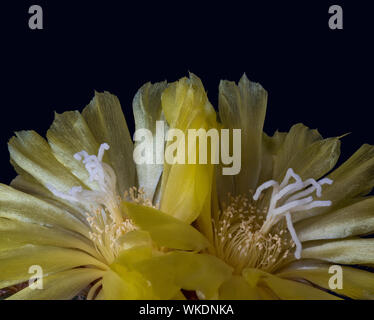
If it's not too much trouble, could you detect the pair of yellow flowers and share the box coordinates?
[1,74,374,300]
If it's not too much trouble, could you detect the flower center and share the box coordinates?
[213,168,332,274]
[47,143,153,264]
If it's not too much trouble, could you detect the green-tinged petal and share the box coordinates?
[272,124,322,181]
[82,91,136,195]
[115,231,154,269]
[0,245,107,289]
[218,275,261,299]
[102,265,156,300]
[196,189,214,244]
[133,81,168,202]
[287,137,340,181]
[135,251,233,300]
[258,131,287,184]
[302,239,374,264]
[0,218,98,259]
[121,201,210,251]
[8,131,85,193]
[242,267,339,300]
[0,184,89,237]
[10,175,88,222]
[296,197,374,241]
[300,144,374,220]
[218,74,267,195]
[160,73,217,223]
[8,268,104,300]
[118,230,153,251]
[46,111,100,190]
[277,260,374,299]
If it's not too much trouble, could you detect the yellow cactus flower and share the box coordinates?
[0,82,231,300]
[3,71,373,301]
[197,74,374,300]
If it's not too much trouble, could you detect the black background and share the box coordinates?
[0,1,372,185]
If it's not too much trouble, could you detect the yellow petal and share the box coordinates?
[272,124,323,181]
[135,251,233,300]
[121,201,210,251]
[302,238,374,264]
[277,260,374,299]
[302,144,374,220]
[160,74,217,223]
[242,267,339,300]
[8,268,104,300]
[296,197,374,241]
[8,131,85,193]
[10,175,88,221]
[171,291,187,300]
[0,218,98,259]
[0,245,107,289]
[102,265,156,300]
[287,137,340,181]
[0,184,89,237]
[46,111,100,190]
[218,275,261,300]
[118,229,153,251]
[258,131,287,184]
[218,74,267,194]
[133,81,168,202]
[262,274,339,300]
[82,91,136,195]
[114,231,154,269]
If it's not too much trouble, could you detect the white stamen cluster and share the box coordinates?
[47,143,143,264]
[213,168,332,273]
[213,193,295,273]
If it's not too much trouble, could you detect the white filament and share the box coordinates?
[253,168,333,259]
